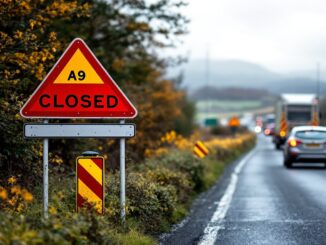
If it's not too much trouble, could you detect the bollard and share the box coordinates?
[76,151,105,214]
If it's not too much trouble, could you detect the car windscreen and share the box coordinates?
[266,118,275,124]
[295,130,326,140]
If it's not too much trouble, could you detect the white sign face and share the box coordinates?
[24,123,135,138]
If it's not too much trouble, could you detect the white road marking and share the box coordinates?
[198,148,257,245]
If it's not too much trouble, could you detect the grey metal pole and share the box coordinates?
[317,62,320,99]
[43,119,49,218]
[205,44,210,121]
[120,119,126,222]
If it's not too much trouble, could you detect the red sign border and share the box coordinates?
[20,38,138,119]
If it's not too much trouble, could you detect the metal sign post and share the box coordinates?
[24,122,135,220]
[20,38,138,221]
[120,119,126,222]
[43,120,49,218]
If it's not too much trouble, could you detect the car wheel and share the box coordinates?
[284,158,293,168]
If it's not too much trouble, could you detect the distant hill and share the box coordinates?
[190,86,276,107]
[179,59,326,95]
[191,86,272,100]
[267,77,326,94]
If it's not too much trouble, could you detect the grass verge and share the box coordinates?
[0,133,256,244]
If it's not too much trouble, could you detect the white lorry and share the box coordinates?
[273,93,319,149]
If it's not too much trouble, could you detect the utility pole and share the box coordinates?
[315,62,321,125]
[316,62,320,99]
[205,44,210,122]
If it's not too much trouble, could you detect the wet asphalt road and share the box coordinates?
[161,135,326,245]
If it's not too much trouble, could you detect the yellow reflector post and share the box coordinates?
[193,141,209,158]
[76,156,105,214]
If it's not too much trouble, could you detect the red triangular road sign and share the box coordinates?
[20,38,137,119]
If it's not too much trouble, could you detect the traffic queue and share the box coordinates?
[260,93,326,168]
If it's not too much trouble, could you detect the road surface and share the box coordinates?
[160,135,326,245]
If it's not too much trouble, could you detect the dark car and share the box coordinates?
[283,126,326,168]
[264,123,275,136]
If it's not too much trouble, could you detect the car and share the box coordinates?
[283,126,326,168]
[264,123,275,136]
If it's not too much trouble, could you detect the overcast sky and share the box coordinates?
[181,0,326,73]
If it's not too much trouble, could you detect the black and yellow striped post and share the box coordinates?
[193,141,209,158]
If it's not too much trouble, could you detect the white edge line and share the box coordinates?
[198,148,257,245]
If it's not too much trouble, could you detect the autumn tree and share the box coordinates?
[0,0,193,180]
[50,0,192,163]
[0,0,90,183]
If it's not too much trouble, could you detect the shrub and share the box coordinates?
[105,171,178,234]
[0,133,256,244]
[211,126,249,136]
[147,151,205,192]
[0,211,155,244]
[144,166,193,204]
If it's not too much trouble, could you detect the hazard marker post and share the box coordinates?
[193,141,209,158]
[76,152,105,214]
[20,38,137,220]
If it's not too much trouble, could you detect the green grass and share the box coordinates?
[195,99,263,122]
[196,100,262,112]
[110,229,156,245]
[202,159,225,189]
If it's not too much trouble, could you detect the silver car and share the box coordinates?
[283,126,326,168]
